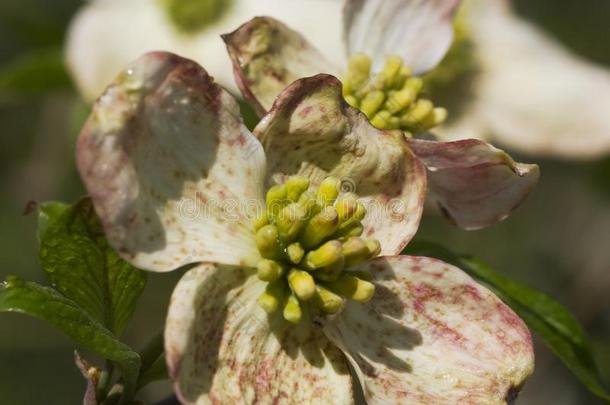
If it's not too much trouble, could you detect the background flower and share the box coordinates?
[434,0,610,159]
[65,0,345,101]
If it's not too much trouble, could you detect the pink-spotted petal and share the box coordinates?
[77,52,266,272]
[165,263,355,405]
[223,16,340,116]
[323,255,534,404]
[408,138,539,229]
[344,0,462,73]
[253,74,427,255]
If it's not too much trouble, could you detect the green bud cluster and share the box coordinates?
[158,0,232,33]
[342,54,447,135]
[254,176,380,324]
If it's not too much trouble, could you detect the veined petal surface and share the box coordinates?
[165,263,354,405]
[344,0,462,73]
[254,74,427,255]
[77,52,266,271]
[323,255,534,404]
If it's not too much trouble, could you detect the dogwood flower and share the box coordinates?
[76,51,535,404]
[220,0,610,159]
[65,0,346,101]
[434,0,610,159]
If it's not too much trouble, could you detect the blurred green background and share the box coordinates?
[0,0,608,403]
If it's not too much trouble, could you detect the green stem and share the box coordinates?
[136,330,167,391]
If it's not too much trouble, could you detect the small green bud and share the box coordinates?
[283,294,302,323]
[384,87,417,114]
[315,286,345,314]
[276,203,307,242]
[317,177,341,206]
[401,99,434,131]
[297,190,321,217]
[359,90,385,119]
[327,275,375,302]
[365,238,381,257]
[314,256,345,282]
[335,193,359,222]
[396,65,413,87]
[334,223,364,239]
[403,76,424,94]
[300,206,339,249]
[379,55,403,88]
[342,237,371,267]
[266,184,288,219]
[287,269,316,301]
[286,242,305,264]
[285,176,310,201]
[344,94,359,108]
[258,281,286,314]
[255,224,281,260]
[304,240,343,270]
[371,110,401,130]
[257,259,285,282]
[336,202,365,232]
[344,53,372,94]
[431,107,448,127]
[253,211,269,231]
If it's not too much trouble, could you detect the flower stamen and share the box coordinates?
[254,176,379,323]
[343,54,447,135]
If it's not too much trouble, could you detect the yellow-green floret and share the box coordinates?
[343,54,447,135]
[254,176,380,323]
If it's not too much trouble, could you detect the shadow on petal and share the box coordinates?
[78,52,266,272]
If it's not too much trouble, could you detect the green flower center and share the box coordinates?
[158,0,232,33]
[342,54,447,135]
[254,176,380,324]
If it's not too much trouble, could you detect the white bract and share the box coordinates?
[76,51,535,404]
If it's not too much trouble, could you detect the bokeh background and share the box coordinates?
[0,0,608,403]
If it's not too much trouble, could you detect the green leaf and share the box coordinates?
[404,241,610,403]
[0,47,72,98]
[38,199,147,336]
[0,278,141,400]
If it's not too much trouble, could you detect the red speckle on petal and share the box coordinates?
[299,105,313,118]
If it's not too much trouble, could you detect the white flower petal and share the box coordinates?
[254,75,427,256]
[165,263,355,404]
[223,16,340,115]
[344,0,462,73]
[457,0,610,159]
[77,52,266,272]
[323,255,534,404]
[408,138,539,229]
[66,0,345,102]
